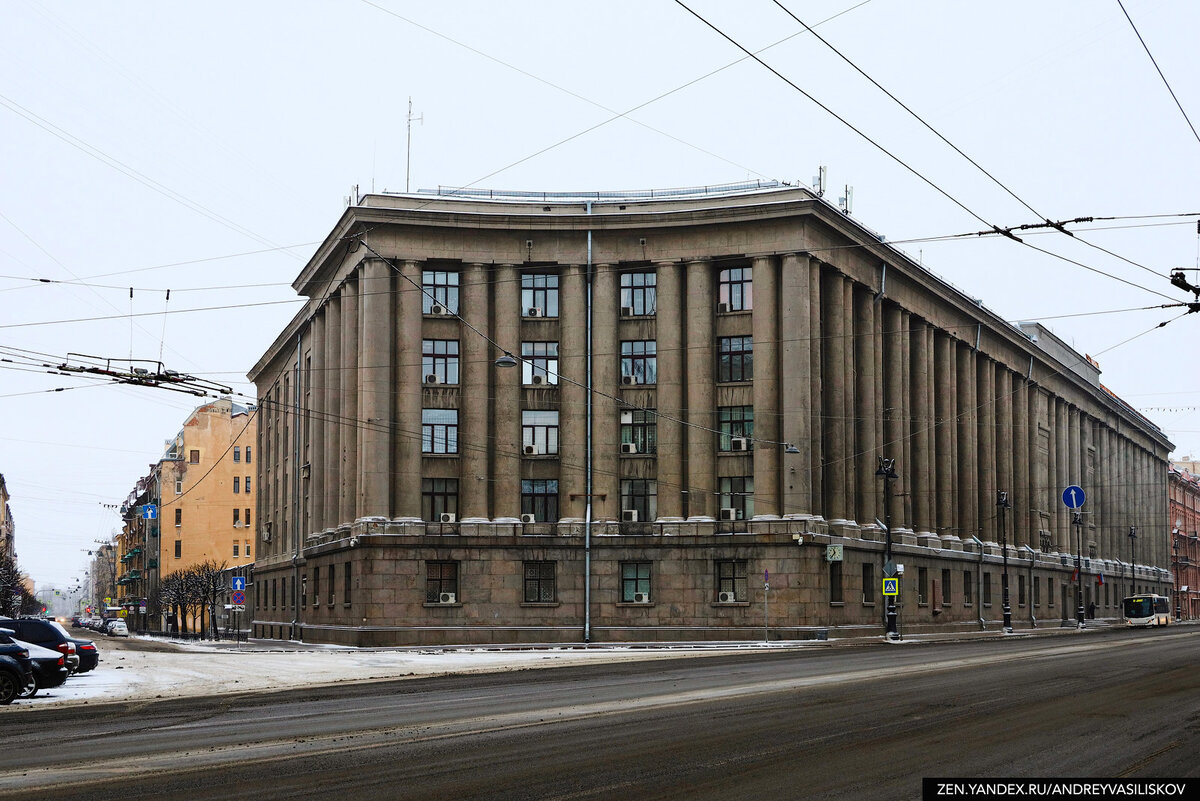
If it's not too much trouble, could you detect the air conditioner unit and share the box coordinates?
[430,304,449,316]
[261,528,272,542]
[438,592,456,604]
[633,592,650,604]
[233,521,244,528]
[523,444,538,455]
[621,509,639,523]
[620,375,636,385]
[730,437,749,452]
[424,374,441,385]
[439,513,456,524]
[621,442,638,454]
[718,591,737,603]
[527,307,544,318]
[620,306,635,317]
[717,302,731,313]
[719,508,737,521]
[531,374,547,385]
[520,513,536,524]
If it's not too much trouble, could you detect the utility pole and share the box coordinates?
[998,491,1012,633]
[406,97,423,194]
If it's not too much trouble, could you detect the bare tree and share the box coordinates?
[0,553,24,617]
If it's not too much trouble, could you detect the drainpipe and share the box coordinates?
[1022,545,1037,628]
[584,200,593,644]
[971,536,986,630]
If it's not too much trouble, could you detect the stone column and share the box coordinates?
[557,264,587,521]
[459,263,492,519]
[1055,399,1069,552]
[780,253,811,516]
[593,263,620,521]
[309,307,326,535]
[909,320,932,533]
[493,264,521,519]
[338,276,359,525]
[822,270,849,521]
[1029,388,1043,551]
[751,255,780,516]
[656,261,685,519]
[934,331,955,536]
[809,258,824,517]
[1013,375,1030,548]
[392,259,423,519]
[358,258,393,518]
[884,303,908,531]
[853,284,877,526]
[976,355,996,542]
[685,259,715,519]
[996,367,1014,540]
[956,342,977,540]
[323,293,341,529]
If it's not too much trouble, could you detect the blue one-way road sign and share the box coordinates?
[1061,485,1085,509]
[232,576,246,592]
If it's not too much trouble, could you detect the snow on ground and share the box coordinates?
[11,636,780,708]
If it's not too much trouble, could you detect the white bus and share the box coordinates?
[1122,594,1171,627]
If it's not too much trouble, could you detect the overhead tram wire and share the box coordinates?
[674,0,1182,303]
[771,0,1169,281]
[1117,0,1200,150]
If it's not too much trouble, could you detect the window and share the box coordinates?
[1034,576,1041,607]
[1019,574,1027,606]
[718,476,754,520]
[620,271,656,316]
[245,508,251,528]
[175,508,182,527]
[426,561,458,603]
[245,476,251,494]
[718,406,754,451]
[983,572,993,606]
[717,336,753,382]
[941,569,952,606]
[233,508,241,527]
[521,273,559,317]
[863,563,876,604]
[620,409,657,454]
[233,541,240,558]
[620,479,657,523]
[917,567,929,605]
[282,576,288,609]
[174,540,182,559]
[271,578,277,609]
[234,477,240,494]
[422,270,460,314]
[300,575,307,608]
[422,339,460,384]
[621,562,651,602]
[521,479,559,522]
[830,560,843,604]
[718,266,753,311]
[422,409,459,454]
[1048,578,1055,607]
[344,562,351,605]
[523,561,556,603]
[312,568,320,607]
[421,478,459,522]
[174,479,182,495]
[964,570,974,605]
[715,560,747,602]
[245,446,252,464]
[233,446,241,463]
[620,340,657,384]
[521,342,559,385]
[522,410,560,455]
[328,564,335,605]
[245,541,251,559]
[189,449,200,464]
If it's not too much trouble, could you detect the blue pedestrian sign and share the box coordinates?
[142,504,157,520]
[1061,485,1086,509]
[232,576,246,592]
[882,578,899,596]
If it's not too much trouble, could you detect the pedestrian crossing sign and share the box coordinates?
[882,578,899,596]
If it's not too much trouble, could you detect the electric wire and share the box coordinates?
[1116,0,1200,149]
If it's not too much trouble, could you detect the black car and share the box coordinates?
[0,618,79,673]
[67,637,99,673]
[11,638,69,698]
[0,629,37,704]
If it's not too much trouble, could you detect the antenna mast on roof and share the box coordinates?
[406,97,423,194]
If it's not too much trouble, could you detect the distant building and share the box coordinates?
[1168,464,1200,619]
[116,398,256,632]
[0,473,14,561]
[249,181,1173,646]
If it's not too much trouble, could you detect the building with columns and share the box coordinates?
[248,181,1173,645]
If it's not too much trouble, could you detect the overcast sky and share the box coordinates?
[3,1,1198,589]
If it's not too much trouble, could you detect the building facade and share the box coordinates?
[0,473,14,562]
[1168,464,1200,619]
[249,182,1173,645]
[116,398,257,632]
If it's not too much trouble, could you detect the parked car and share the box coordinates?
[0,629,37,705]
[66,637,99,673]
[10,638,69,698]
[105,619,129,637]
[0,618,80,673]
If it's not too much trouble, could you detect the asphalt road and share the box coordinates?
[1,628,1197,800]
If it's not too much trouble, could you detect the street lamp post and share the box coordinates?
[998,491,1013,633]
[1129,526,1138,595]
[1074,511,1085,628]
[876,457,899,639]
[1173,532,1182,621]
